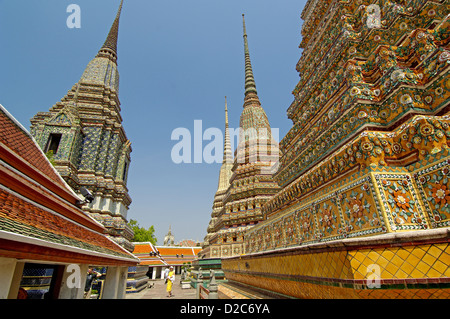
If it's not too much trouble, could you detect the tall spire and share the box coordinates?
[223,96,232,164]
[242,14,260,107]
[97,0,123,62]
[225,96,229,129]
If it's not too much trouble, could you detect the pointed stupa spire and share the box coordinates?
[225,96,229,129]
[223,96,233,164]
[97,0,123,63]
[242,14,260,107]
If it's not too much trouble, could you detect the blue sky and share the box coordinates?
[0,0,306,244]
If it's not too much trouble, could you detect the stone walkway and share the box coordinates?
[126,279,197,299]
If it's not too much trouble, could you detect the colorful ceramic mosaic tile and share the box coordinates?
[220,0,450,299]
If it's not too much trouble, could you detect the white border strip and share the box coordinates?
[0,184,138,262]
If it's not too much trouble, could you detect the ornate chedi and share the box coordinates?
[202,97,234,257]
[208,15,280,259]
[220,0,450,299]
[29,0,134,252]
[164,226,175,246]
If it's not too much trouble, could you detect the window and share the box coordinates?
[45,133,62,154]
[122,161,128,181]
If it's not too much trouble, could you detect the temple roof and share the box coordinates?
[132,242,201,266]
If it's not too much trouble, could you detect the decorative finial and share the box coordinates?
[242,14,258,102]
[98,0,124,62]
[225,96,229,129]
[242,14,247,38]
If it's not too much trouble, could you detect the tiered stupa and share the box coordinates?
[220,0,450,299]
[164,226,175,246]
[29,0,134,252]
[207,15,280,258]
[202,97,234,257]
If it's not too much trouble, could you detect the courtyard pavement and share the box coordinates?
[126,279,197,299]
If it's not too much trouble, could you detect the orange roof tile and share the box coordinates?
[132,243,154,254]
[0,189,135,262]
[157,247,197,256]
[0,108,66,189]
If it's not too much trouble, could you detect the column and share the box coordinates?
[58,264,88,299]
[102,266,128,299]
[0,257,19,299]
[116,266,127,299]
[7,261,25,299]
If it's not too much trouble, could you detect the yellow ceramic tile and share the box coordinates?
[353,268,365,280]
[435,243,449,253]
[402,245,415,253]
[426,267,442,278]
[383,262,399,278]
[390,254,405,268]
[415,260,431,275]
[354,249,371,262]
[367,250,380,263]
[444,265,450,277]
[427,245,443,259]
[389,247,400,256]
[338,251,348,264]
[411,246,427,260]
[349,253,362,269]
[395,268,409,279]
[405,251,421,267]
[439,249,450,262]
[375,255,390,269]
[381,249,395,262]
[329,256,338,269]
[431,259,448,276]
[422,251,437,267]
[410,267,426,279]
[396,248,411,261]
[399,259,415,275]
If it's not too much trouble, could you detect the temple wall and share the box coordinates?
[222,230,450,298]
[246,146,450,254]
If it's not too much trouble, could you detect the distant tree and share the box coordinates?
[128,219,157,244]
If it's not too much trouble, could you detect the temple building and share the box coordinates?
[29,0,134,252]
[132,242,201,280]
[206,15,281,259]
[220,0,450,299]
[0,103,138,299]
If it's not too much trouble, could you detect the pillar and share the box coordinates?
[7,260,25,299]
[102,266,128,299]
[58,264,88,299]
[0,257,19,299]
